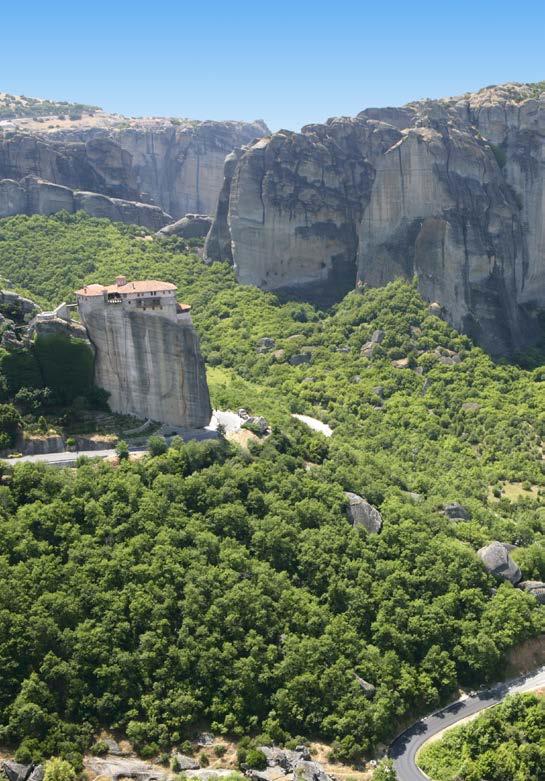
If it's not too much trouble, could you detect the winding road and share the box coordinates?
[389,665,545,780]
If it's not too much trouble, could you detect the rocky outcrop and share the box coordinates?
[251,748,333,781]
[443,502,471,520]
[477,541,522,584]
[205,82,545,354]
[345,492,383,533]
[0,177,171,230]
[2,763,43,781]
[173,754,199,771]
[517,581,545,603]
[86,757,166,781]
[79,304,211,429]
[0,116,268,224]
[156,213,212,239]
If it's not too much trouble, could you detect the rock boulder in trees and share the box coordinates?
[345,492,382,533]
[477,541,522,584]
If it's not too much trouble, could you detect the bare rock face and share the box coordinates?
[205,82,545,354]
[0,116,269,224]
[156,213,212,239]
[0,176,171,230]
[345,492,382,533]
[87,757,166,781]
[477,541,522,584]
[81,306,211,429]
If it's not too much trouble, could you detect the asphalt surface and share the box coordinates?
[389,665,545,780]
[2,428,218,467]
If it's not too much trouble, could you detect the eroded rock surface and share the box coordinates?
[87,757,166,781]
[205,82,545,354]
[478,541,522,584]
[80,303,211,429]
[156,214,212,239]
[0,177,171,230]
[0,115,268,223]
[518,581,545,603]
[345,492,383,533]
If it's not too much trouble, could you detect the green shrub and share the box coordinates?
[44,759,76,781]
[90,740,109,756]
[148,435,167,456]
[244,749,267,770]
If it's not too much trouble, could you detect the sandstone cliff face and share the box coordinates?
[205,82,545,354]
[0,114,268,223]
[81,306,211,429]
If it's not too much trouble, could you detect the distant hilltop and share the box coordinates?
[0,89,269,227]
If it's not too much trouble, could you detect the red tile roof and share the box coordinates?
[76,279,177,296]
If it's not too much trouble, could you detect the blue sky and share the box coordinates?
[2,0,544,131]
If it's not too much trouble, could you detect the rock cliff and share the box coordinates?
[0,101,268,224]
[80,303,211,429]
[205,82,545,355]
[0,176,171,230]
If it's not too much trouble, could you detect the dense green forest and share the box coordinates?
[419,693,545,780]
[1,213,545,769]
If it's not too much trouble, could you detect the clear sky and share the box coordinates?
[1,0,544,131]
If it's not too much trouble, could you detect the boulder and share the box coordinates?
[0,289,40,318]
[156,214,212,239]
[256,337,276,352]
[361,341,379,358]
[517,581,545,603]
[443,502,471,520]
[477,541,522,584]
[1,329,24,350]
[174,754,199,771]
[27,768,44,781]
[293,761,332,781]
[391,358,410,369]
[345,492,382,533]
[288,353,312,366]
[1,763,32,781]
[258,747,311,772]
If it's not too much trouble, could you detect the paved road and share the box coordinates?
[389,665,545,780]
[2,429,219,467]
